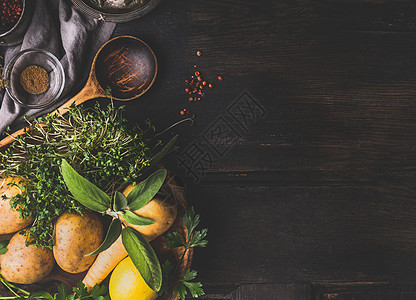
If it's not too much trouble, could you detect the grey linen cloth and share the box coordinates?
[0,0,116,134]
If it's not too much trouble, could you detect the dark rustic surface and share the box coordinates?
[111,0,416,298]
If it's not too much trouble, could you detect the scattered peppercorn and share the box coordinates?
[180,108,193,116]
[181,50,225,116]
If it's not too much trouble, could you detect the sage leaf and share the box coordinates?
[122,210,155,226]
[85,218,122,256]
[147,135,178,168]
[61,159,110,212]
[113,191,128,211]
[127,169,167,211]
[122,227,162,292]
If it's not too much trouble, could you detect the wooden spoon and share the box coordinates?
[0,35,157,149]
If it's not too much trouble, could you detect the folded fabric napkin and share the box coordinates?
[0,0,116,135]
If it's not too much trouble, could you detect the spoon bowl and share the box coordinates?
[67,35,157,106]
[94,36,157,100]
[0,35,157,149]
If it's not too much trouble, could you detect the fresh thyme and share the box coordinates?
[0,102,158,249]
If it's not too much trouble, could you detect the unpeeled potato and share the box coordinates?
[53,211,104,274]
[0,176,34,235]
[121,184,177,241]
[82,184,178,291]
[0,229,55,284]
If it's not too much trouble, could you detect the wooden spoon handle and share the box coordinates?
[0,127,30,149]
[0,78,105,150]
[52,77,104,116]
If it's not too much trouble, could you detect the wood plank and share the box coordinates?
[109,0,416,187]
[186,184,416,284]
[231,283,311,300]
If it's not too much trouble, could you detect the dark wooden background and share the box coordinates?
[114,0,416,299]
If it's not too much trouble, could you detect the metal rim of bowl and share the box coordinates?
[4,48,66,109]
[70,0,163,23]
[0,0,27,38]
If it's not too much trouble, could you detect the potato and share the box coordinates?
[122,184,177,241]
[0,230,55,284]
[53,211,104,273]
[0,176,34,235]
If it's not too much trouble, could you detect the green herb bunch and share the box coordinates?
[0,102,158,249]
[0,277,109,300]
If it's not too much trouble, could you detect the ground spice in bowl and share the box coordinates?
[19,65,49,95]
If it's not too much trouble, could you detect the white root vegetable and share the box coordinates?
[82,188,177,291]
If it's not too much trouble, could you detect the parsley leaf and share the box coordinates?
[0,239,9,255]
[183,281,205,298]
[174,282,187,300]
[189,228,208,248]
[183,207,200,242]
[55,283,70,300]
[174,269,205,299]
[164,231,185,249]
[162,208,207,299]
[182,269,197,281]
[28,291,54,299]
[90,283,109,299]
[73,281,89,298]
[165,207,208,251]
[159,260,175,296]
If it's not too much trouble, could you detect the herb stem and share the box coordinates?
[0,276,29,297]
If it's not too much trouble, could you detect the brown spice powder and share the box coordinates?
[20,65,49,95]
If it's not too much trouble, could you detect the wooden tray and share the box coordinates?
[0,173,192,299]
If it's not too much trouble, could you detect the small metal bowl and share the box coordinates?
[4,49,65,109]
[0,0,34,46]
[70,0,162,23]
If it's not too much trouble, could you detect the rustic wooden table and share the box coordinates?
[116,0,416,299]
